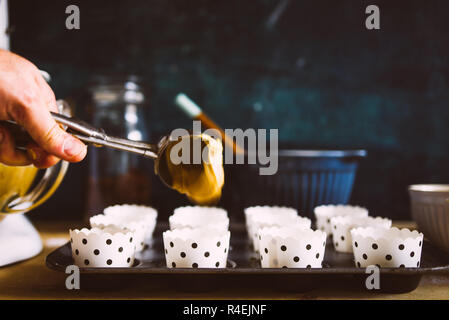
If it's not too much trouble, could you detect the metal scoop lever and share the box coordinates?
[1,112,158,159]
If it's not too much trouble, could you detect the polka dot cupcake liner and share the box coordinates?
[314,205,368,235]
[69,226,136,268]
[103,204,158,244]
[251,214,311,252]
[330,216,392,253]
[244,206,298,241]
[169,206,229,231]
[350,227,424,268]
[90,214,147,252]
[163,228,230,268]
[259,226,327,268]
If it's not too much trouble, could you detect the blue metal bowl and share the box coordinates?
[222,149,366,219]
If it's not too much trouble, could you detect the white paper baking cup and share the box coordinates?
[169,206,229,231]
[330,216,392,253]
[163,228,230,268]
[90,214,147,252]
[259,226,327,268]
[69,226,136,268]
[350,227,424,268]
[314,205,368,235]
[244,206,298,238]
[103,204,158,244]
[251,214,311,252]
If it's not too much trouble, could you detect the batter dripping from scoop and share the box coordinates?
[155,134,224,205]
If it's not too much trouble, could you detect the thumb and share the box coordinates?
[13,104,87,162]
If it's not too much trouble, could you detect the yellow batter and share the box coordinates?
[158,134,224,205]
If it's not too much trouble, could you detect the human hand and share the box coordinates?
[0,49,86,168]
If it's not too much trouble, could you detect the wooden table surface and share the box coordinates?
[1,221,449,300]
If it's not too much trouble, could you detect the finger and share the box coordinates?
[9,102,87,163]
[26,144,60,169]
[0,126,32,166]
[33,71,57,113]
[31,70,74,167]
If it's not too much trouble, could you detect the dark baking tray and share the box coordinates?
[46,223,449,293]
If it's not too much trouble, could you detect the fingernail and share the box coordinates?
[27,149,38,161]
[63,137,85,157]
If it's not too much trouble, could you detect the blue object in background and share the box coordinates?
[223,150,366,219]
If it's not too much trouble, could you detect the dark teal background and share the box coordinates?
[8,0,449,220]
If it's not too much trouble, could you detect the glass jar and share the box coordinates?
[83,75,152,217]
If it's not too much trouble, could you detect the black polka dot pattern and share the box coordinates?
[163,235,230,269]
[259,236,326,268]
[70,231,136,268]
[332,227,358,252]
[351,235,423,268]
